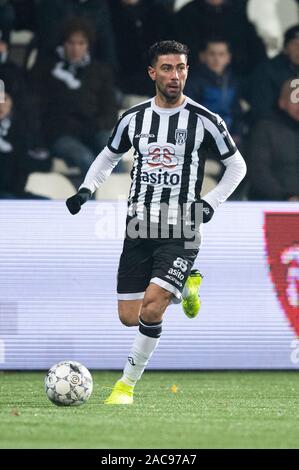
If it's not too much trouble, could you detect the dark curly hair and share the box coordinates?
[148,40,189,66]
[61,17,96,47]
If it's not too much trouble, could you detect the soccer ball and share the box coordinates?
[45,361,93,406]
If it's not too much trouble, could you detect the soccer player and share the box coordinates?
[66,41,247,404]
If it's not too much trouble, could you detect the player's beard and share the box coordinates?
[156,81,183,104]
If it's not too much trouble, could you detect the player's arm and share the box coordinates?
[200,114,247,222]
[66,114,132,215]
[66,146,125,214]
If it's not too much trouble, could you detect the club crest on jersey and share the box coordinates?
[175,128,188,145]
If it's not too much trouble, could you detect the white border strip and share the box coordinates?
[117,291,145,300]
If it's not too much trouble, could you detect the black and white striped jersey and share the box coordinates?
[107,96,237,223]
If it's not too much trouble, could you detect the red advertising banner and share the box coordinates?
[264,213,299,335]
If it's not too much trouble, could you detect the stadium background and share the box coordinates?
[0,201,299,370]
[0,0,299,450]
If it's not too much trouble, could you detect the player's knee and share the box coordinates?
[118,300,141,327]
[118,311,137,327]
[140,300,164,323]
[141,286,172,323]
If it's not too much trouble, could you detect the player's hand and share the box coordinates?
[201,199,214,223]
[191,199,214,223]
[66,188,92,215]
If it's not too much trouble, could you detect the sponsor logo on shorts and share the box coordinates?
[167,268,185,281]
[173,257,188,272]
[165,274,183,288]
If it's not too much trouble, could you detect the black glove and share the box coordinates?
[66,188,92,215]
[191,198,214,224]
[201,199,214,223]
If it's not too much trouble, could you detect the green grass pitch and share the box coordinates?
[1,371,299,449]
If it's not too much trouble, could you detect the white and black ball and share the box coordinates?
[45,361,93,406]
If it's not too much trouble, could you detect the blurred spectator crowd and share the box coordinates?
[0,0,298,202]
